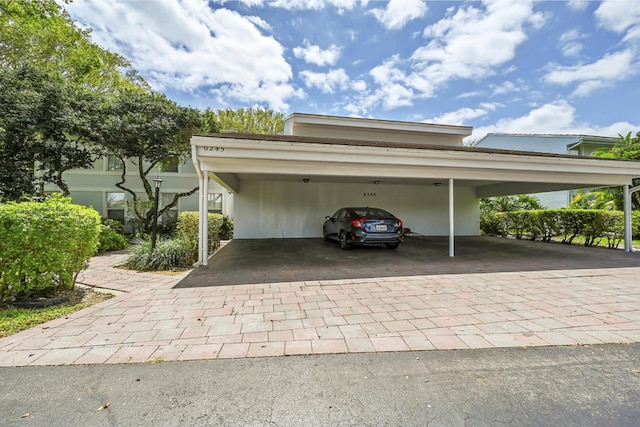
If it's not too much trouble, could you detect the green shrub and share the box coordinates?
[97,218,129,253]
[219,216,234,240]
[125,238,191,272]
[176,211,223,265]
[491,208,637,249]
[0,194,101,303]
[98,227,129,253]
[479,210,503,236]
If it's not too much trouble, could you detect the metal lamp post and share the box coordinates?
[151,176,162,251]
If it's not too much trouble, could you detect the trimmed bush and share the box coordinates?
[124,238,191,272]
[124,212,227,272]
[219,216,234,240]
[97,219,129,253]
[176,211,224,265]
[0,195,101,303]
[484,209,640,249]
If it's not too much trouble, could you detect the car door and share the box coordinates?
[326,209,342,237]
[335,209,350,234]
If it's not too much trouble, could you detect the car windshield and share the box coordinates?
[351,208,392,219]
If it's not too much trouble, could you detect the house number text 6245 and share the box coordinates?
[203,146,224,152]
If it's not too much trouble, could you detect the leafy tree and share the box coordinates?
[480,194,544,215]
[203,107,284,134]
[570,189,617,210]
[0,0,141,201]
[0,65,104,200]
[0,0,133,90]
[94,88,203,232]
[593,131,640,210]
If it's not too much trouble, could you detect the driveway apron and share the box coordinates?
[1,237,639,366]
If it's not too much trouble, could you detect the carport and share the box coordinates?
[191,114,640,265]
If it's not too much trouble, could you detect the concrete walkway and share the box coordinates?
[1,243,640,366]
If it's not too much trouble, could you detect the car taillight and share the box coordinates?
[395,219,403,229]
[352,217,367,229]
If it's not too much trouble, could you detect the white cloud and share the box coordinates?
[299,69,350,93]
[370,0,427,31]
[65,1,297,110]
[595,0,640,41]
[559,29,584,57]
[468,100,640,142]
[490,81,518,96]
[401,0,546,99]
[269,0,361,11]
[293,42,341,66]
[468,100,579,141]
[351,79,367,91]
[544,50,636,96]
[567,0,589,11]
[370,55,407,85]
[377,84,414,110]
[213,0,265,6]
[431,107,491,126]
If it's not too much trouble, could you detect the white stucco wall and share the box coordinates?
[233,180,479,239]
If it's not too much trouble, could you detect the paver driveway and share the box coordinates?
[0,237,639,366]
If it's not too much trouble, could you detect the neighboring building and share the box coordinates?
[472,134,619,207]
[44,154,233,226]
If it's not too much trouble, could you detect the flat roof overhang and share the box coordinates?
[191,133,640,197]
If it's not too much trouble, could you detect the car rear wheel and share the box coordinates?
[339,232,351,250]
[386,243,399,250]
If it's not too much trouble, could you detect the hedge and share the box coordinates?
[0,195,101,303]
[481,209,640,249]
[176,211,225,265]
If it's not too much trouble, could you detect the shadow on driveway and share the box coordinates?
[175,236,640,288]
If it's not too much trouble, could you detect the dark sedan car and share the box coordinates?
[323,207,404,250]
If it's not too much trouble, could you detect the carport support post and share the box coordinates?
[624,183,640,253]
[449,178,455,257]
[624,184,631,252]
[199,173,210,266]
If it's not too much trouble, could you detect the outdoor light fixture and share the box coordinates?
[151,176,163,251]
[434,182,442,186]
[373,180,380,185]
[303,178,310,183]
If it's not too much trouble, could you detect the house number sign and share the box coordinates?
[203,146,225,152]
[363,192,376,197]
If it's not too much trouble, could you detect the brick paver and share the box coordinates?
[1,242,640,366]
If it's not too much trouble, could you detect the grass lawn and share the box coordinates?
[0,289,113,338]
[549,236,640,249]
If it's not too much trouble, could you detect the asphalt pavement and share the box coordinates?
[1,343,639,427]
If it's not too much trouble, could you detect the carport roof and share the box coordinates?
[191,132,640,198]
[193,132,599,159]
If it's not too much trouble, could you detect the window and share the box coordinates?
[208,193,223,213]
[161,193,178,225]
[106,154,124,171]
[106,192,125,222]
[162,159,179,173]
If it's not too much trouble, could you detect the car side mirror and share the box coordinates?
[325,216,333,222]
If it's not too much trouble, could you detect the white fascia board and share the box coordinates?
[283,113,473,137]
[192,136,639,182]
[199,157,633,187]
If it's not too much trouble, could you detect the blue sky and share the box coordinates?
[65,0,640,141]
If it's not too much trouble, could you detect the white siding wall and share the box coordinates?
[233,180,479,239]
